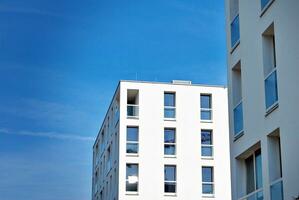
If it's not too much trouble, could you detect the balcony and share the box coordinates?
[270,178,283,200]
[231,14,240,49]
[127,104,139,118]
[239,189,263,200]
[233,100,244,136]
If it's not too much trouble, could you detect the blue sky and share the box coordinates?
[0,0,226,199]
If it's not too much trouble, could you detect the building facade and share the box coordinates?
[225,0,299,200]
[92,80,231,200]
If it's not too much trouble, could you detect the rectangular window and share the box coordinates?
[164,165,176,193]
[263,24,278,111]
[107,146,111,171]
[126,164,138,192]
[231,14,240,48]
[202,167,214,195]
[200,94,212,121]
[201,130,213,157]
[126,127,138,154]
[164,128,176,156]
[164,92,176,119]
[232,61,244,136]
[245,149,263,194]
[127,89,139,118]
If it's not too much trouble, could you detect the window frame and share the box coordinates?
[164,165,177,194]
[201,130,213,158]
[164,128,176,157]
[164,92,176,120]
[202,166,214,196]
[264,68,278,114]
[126,126,139,156]
[200,94,213,122]
[125,163,139,193]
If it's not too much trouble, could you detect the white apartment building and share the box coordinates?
[92,80,231,200]
[225,0,299,200]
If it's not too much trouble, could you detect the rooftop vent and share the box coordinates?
[171,80,192,85]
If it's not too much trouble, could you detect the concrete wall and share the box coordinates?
[225,0,299,199]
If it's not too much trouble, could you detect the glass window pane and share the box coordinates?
[255,150,263,189]
[246,155,255,194]
[201,110,212,120]
[165,166,176,181]
[127,127,138,141]
[233,102,244,135]
[126,164,138,178]
[165,182,176,193]
[164,145,176,155]
[126,181,138,192]
[201,95,211,108]
[265,71,278,109]
[164,108,175,118]
[164,129,175,143]
[231,15,240,47]
[202,167,213,182]
[202,146,213,157]
[202,183,214,194]
[261,0,270,10]
[164,93,175,106]
[201,130,212,144]
[126,143,138,154]
[270,180,283,200]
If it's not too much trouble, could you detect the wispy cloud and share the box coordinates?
[0,128,94,141]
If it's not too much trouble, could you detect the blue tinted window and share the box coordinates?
[261,0,271,10]
[231,15,240,47]
[127,127,138,141]
[201,130,212,145]
[233,102,243,135]
[126,164,138,178]
[255,150,263,189]
[126,164,138,192]
[201,95,211,108]
[265,70,278,109]
[165,145,176,155]
[202,184,213,194]
[164,165,176,181]
[270,180,283,200]
[126,143,138,154]
[164,129,175,143]
[202,167,213,182]
[164,108,175,118]
[164,93,175,106]
[202,147,213,157]
[201,110,212,120]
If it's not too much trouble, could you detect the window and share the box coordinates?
[107,146,111,171]
[263,23,278,111]
[164,92,176,119]
[200,94,212,121]
[126,127,138,154]
[126,164,138,192]
[261,0,273,11]
[127,89,139,118]
[245,149,263,198]
[100,130,105,153]
[231,14,240,48]
[164,128,176,156]
[202,167,214,195]
[232,61,244,136]
[201,130,213,157]
[268,130,283,200]
[164,165,176,193]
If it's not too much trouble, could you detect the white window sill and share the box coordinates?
[127,116,139,119]
[164,155,176,158]
[260,0,275,17]
[234,131,244,142]
[126,153,139,157]
[265,102,278,117]
[201,120,213,123]
[202,194,215,198]
[164,118,176,121]
[201,156,214,160]
[125,192,138,195]
[164,193,177,197]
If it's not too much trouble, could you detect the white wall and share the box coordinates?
[118,81,231,200]
[225,0,299,199]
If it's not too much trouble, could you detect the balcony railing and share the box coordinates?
[239,189,263,200]
[231,14,240,48]
[270,178,283,200]
[261,0,273,10]
[233,100,244,136]
[127,104,139,118]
